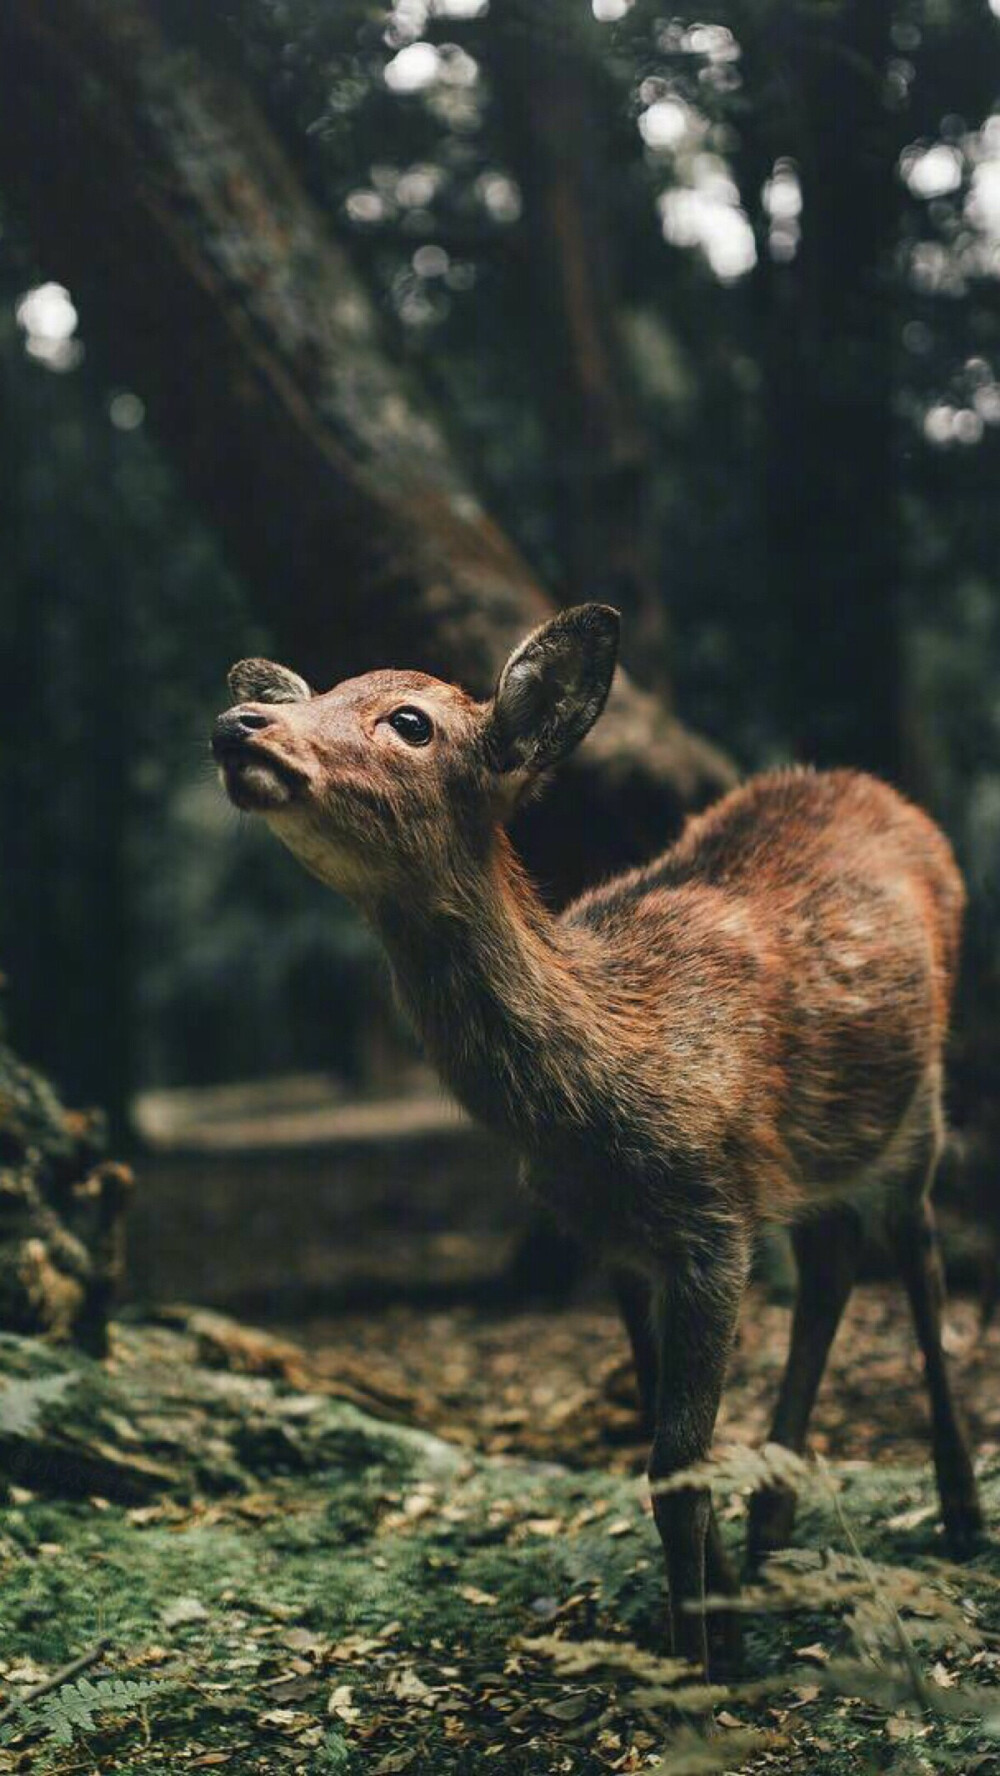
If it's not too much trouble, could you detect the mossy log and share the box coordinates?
[0,1030,133,1355]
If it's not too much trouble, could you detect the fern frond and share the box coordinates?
[648,1724,772,1773]
[648,1442,811,1498]
[5,1675,159,1748]
[519,1634,695,1686]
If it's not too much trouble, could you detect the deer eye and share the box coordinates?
[388,706,433,746]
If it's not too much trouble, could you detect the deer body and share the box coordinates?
[380,768,959,1266]
[213,608,983,1679]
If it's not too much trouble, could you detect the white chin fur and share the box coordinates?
[269,815,373,896]
[219,759,294,811]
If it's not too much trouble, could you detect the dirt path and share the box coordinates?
[291,1283,1000,1477]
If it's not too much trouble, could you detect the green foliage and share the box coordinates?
[0,1326,997,1773]
[314,1727,355,1772]
[0,1674,160,1748]
[0,1372,73,1438]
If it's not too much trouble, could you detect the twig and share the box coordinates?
[814,1455,933,1713]
[0,1637,112,1730]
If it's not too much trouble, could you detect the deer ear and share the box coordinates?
[485,604,620,776]
[227,658,313,705]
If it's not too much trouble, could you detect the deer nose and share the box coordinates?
[211,706,274,755]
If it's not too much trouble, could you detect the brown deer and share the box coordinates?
[212,605,983,1678]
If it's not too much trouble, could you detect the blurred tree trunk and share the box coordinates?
[0,0,734,911]
[746,0,902,780]
[0,355,134,1130]
[481,3,670,695]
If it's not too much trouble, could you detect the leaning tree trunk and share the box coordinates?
[0,0,735,908]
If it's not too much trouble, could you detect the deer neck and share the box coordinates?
[369,834,604,1144]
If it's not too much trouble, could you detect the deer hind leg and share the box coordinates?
[746,1206,864,1567]
[647,1234,749,1680]
[892,1186,983,1556]
[615,1266,744,1679]
[613,1267,657,1437]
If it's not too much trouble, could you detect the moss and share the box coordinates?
[0,1031,131,1350]
[0,1325,997,1773]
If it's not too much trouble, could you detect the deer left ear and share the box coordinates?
[485,604,620,776]
[227,658,313,705]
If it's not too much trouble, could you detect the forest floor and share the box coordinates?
[292,1284,1000,1480]
[0,1285,998,1776]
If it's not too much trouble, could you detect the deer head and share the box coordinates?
[212,605,619,901]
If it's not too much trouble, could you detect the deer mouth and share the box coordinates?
[214,739,307,812]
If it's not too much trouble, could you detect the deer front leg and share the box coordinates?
[648,1236,749,1678]
[616,1264,743,1679]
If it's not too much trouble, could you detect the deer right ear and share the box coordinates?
[484,604,620,777]
[227,658,313,705]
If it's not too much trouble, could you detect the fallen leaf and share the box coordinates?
[403,1491,437,1519]
[372,1751,417,1774]
[541,1692,593,1722]
[569,1501,610,1531]
[162,1596,210,1628]
[885,1714,925,1742]
[126,1505,163,1526]
[458,1585,499,1607]
[328,1683,361,1725]
[6,1661,50,1686]
[386,1666,433,1703]
[283,1628,326,1657]
[258,1708,307,1730]
[329,1635,383,1662]
[263,1674,318,1704]
[885,1503,936,1532]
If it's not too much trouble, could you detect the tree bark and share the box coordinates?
[481,2,670,694]
[745,0,902,780]
[0,0,735,905]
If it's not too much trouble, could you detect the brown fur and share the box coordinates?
[212,607,984,1680]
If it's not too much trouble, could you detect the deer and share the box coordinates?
[211,603,984,1679]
